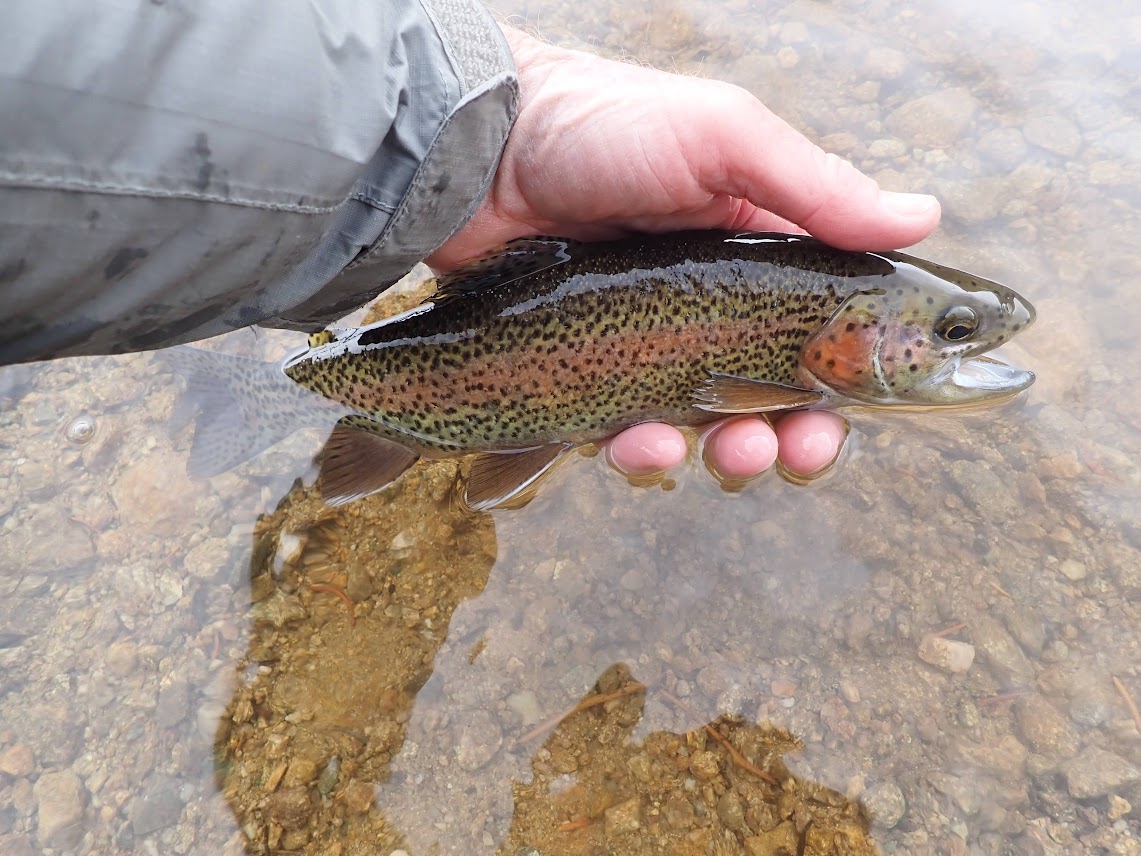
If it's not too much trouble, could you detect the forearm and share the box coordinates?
[0,0,517,364]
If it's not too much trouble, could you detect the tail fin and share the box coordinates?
[159,346,340,477]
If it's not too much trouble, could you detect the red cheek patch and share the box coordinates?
[801,319,880,393]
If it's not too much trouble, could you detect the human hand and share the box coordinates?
[430,28,940,483]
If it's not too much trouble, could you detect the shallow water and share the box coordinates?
[1,0,1139,854]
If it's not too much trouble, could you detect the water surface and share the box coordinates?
[1,0,1139,854]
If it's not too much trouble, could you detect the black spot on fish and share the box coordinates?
[845,322,856,332]
[909,363,919,371]
[926,296,935,305]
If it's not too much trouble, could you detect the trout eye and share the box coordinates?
[936,306,979,342]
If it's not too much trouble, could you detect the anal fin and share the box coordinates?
[318,418,419,507]
[691,373,823,413]
[463,443,571,512]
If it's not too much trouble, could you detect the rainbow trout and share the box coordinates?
[171,231,1035,509]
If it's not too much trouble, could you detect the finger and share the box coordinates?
[772,410,848,475]
[604,422,687,476]
[701,416,779,480]
[687,83,941,250]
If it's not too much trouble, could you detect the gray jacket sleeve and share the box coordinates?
[0,0,517,365]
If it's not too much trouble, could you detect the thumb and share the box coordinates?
[687,83,941,250]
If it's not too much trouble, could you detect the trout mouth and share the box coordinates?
[946,353,1036,402]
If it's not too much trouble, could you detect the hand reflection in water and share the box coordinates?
[431,28,941,484]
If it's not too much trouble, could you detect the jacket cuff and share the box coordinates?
[263,0,518,329]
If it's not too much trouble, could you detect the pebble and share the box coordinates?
[128,775,183,836]
[0,834,35,856]
[507,691,542,726]
[864,782,906,828]
[955,734,1028,778]
[770,678,798,698]
[662,793,695,829]
[971,615,1035,686]
[689,750,721,781]
[604,796,642,836]
[454,710,503,771]
[155,679,189,728]
[1022,114,1082,156]
[110,451,199,537]
[341,779,375,814]
[0,743,35,777]
[745,821,799,855]
[282,758,320,788]
[976,127,1029,170]
[33,769,86,851]
[105,640,140,676]
[264,786,313,831]
[1107,794,1132,820]
[886,88,979,148]
[1064,748,1141,799]
[918,634,975,673]
[0,507,94,576]
[863,46,908,80]
[1014,695,1080,758]
[946,461,1019,521]
[717,790,746,831]
[1059,559,1088,581]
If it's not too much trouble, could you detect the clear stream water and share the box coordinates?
[1,0,1138,854]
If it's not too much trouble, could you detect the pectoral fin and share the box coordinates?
[463,444,572,512]
[318,418,420,507]
[691,373,823,413]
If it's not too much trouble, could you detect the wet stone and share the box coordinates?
[454,710,503,771]
[128,775,183,836]
[0,743,35,777]
[111,450,199,537]
[282,758,320,788]
[663,793,695,829]
[0,507,94,577]
[0,834,35,856]
[972,614,1035,686]
[745,821,800,855]
[34,769,86,851]
[1023,114,1082,157]
[886,88,979,148]
[1064,748,1141,799]
[864,782,906,829]
[340,779,375,814]
[155,679,190,728]
[689,750,721,781]
[717,790,746,831]
[977,127,1029,170]
[918,634,975,673]
[1015,695,1079,758]
[1002,609,1047,656]
[946,461,1019,521]
[604,796,642,836]
[264,786,312,831]
[863,46,908,80]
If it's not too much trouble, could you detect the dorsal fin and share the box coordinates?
[430,237,578,306]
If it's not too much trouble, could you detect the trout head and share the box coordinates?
[799,255,1036,407]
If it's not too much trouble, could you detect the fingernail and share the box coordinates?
[882,191,939,217]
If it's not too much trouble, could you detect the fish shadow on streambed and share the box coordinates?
[160,230,1038,512]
